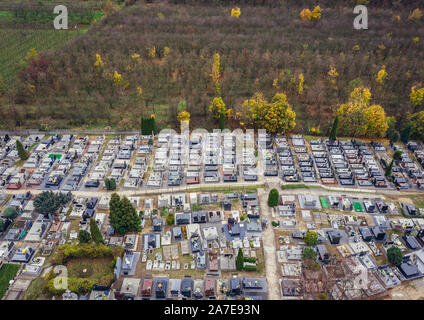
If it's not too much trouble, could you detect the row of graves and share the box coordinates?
[390,143,424,191]
[291,135,318,183]
[310,139,336,185]
[123,135,151,189]
[326,139,387,188]
[0,134,45,190]
[18,134,99,191]
[39,135,88,191]
[275,136,300,182]
[0,134,60,190]
[390,145,423,190]
[410,142,424,189]
[85,135,138,189]
[115,274,267,300]
[148,132,170,188]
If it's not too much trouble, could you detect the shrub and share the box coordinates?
[166,213,175,226]
[78,230,91,243]
[303,247,318,260]
[243,264,257,272]
[304,231,319,246]
[244,257,257,263]
[57,243,114,263]
[104,178,116,191]
[267,188,279,207]
[2,207,17,219]
[271,221,279,227]
[387,246,403,266]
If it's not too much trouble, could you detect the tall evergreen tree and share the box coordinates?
[236,248,244,271]
[385,159,394,177]
[401,125,411,143]
[329,116,339,141]
[16,139,29,160]
[108,193,141,235]
[90,217,104,244]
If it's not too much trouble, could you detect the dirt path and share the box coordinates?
[258,187,280,300]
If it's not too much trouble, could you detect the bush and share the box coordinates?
[243,264,257,272]
[104,178,116,191]
[166,213,175,226]
[244,257,257,263]
[304,231,319,246]
[271,221,279,227]
[57,243,114,263]
[267,188,279,207]
[78,230,91,243]
[34,191,72,217]
[2,207,17,219]
[387,246,403,266]
[89,218,104,244]
[303,247,318,261]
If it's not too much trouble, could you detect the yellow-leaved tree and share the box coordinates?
[209,97,230,119]
[211,53,221,95]
[410,86,424,109]
[408,111,424,142]
[408,8,423,21]
[297,73,304,95]
[375,65,388,85]
[328,66,338,87]
[94,53,105,71]
[239,92,296,133]
[231,7,241,18]
[335,87,388,138]
[300,6,321,22]
[177,111,191,122]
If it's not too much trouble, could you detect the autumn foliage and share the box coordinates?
[335,87,388,138]
[300,6,321,22]
[239,92,296,134]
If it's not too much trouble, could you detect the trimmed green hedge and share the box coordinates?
[243,264,257,272]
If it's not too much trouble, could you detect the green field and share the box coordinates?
[320,197,329,209]
[0,29,82,82]
[0,263,20,299]
[353,202,363,213]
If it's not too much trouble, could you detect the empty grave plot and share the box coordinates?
[353,202,363,212]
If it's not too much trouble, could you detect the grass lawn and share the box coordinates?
[23,277,44,300]
[414,200,424,209]
[281,184,317,190]
[320,197,329,209]
[66,257,114,282]
[0,263,20,298]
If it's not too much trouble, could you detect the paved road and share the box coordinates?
[2,178,414,198]
[258,185,281,300]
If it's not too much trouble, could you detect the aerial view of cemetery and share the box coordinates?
[1,0,424,302]
[0,131,424,300]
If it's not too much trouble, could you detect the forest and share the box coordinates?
[0,0,423,140]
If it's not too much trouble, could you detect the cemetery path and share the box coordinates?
[258,188,280,300]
